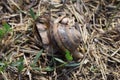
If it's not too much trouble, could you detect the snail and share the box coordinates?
[34,16,83,59]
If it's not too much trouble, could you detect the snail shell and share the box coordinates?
[49,20,83,59]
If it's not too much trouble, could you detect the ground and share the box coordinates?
[0,0,120,80]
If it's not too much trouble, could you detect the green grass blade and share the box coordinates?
[18,58,24,72]
[54,58,66,64]
[43,66,54,71]
[0,23,12,39]
[0,29,4,38]
[32,50,43,66]
[65,62,80,67]
[3,23,11,32]
[29,8,36,20]
[11,57,24,72]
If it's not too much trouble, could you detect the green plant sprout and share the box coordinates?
[65,49,73,61]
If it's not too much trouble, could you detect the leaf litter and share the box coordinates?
[0,0,120,80]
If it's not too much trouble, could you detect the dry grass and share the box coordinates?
[0,0,120,80]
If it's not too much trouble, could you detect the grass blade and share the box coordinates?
[54,58,66,64]
[29,8,36,20]
[3,23,11,32]
[32,50,43,65]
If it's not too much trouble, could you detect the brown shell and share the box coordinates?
[50,22,82,54]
